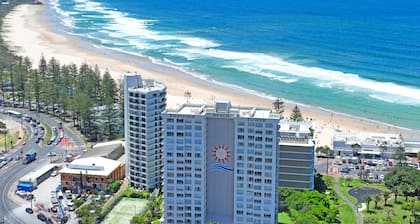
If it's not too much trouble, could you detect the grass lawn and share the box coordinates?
[278,212,292,224]
[338,200,357,224]
[0,131,20,149]
[41,120,52,145]
[338,178,364,206]
[362,196,412,223]
[104,197,148,224]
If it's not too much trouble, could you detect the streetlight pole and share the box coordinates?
[3,132,6,153]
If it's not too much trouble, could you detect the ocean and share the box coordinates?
[47,0,420,129]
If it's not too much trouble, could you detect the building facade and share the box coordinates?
[124,73,166,191]
[163,101,280,224]
[333,133,402,159]
[279,121,315,190]
[59,157,124,193]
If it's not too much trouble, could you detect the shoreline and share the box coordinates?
[2,4,419,147]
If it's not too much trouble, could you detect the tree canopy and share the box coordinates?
[283,189,338,223]
[384,166,420,201]
[290,105,303,121]
[1,55,122,141]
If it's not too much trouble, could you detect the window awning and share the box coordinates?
[360,151,381,155]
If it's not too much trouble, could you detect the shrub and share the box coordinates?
[111,180,122,193]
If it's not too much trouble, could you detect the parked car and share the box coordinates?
[25,208,33,214]
[37,213,47,222]
[341,167,351,173]
[51,171,58,177]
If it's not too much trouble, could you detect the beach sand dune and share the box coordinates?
[2,4,419,147]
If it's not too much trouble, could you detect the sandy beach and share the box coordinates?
[2,4,419,147]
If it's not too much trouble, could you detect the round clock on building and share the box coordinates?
[212,144,231,163]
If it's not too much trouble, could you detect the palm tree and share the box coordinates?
[392,187,399,203]
[379,144,387,161]
[373,194,381,209]
[184,90,192,103]
[351,143,361,157]
[383,191,390,206]
[345,177,352,187]
[365,195,372,211]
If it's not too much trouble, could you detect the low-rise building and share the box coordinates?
[81,140,125,160]
[403,138,420,157]
[59,156,125,193]
[333,132,402,159]
[279,120,315,190]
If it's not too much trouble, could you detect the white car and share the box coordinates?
[379,174,385,179]
[51,171,58,177]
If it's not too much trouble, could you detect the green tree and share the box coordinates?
[365,195,372,211]
[285,190,338,223]
[393,146,407,166]
[383,191,391,206]
[101,70,118,139]
[373,194,381,209]
[290,105,303,121]
[272,97,284,114]
[345,177,353,187]
[384,167,420,203]
[351,143,361,156]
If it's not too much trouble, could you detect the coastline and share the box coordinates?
[2,4,419,147]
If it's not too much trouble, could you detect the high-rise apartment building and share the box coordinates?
[279,121,315,190]
[124,73,166,191]
[163,101,280,224]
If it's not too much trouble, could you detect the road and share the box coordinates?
[0,109,86,224]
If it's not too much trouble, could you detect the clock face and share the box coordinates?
[212,144,231,163]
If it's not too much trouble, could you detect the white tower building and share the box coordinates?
[163,101,280,224]
[124,73,166,191]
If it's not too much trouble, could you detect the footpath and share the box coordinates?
[334,177,363,224]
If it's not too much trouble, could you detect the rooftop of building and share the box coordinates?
[166,101,280,119]
[333,132,402,147]
[80,140,124,160]
[279,120,315,146]
[125,73,166,93]
[279,120,314,133]
[59,156,121,176]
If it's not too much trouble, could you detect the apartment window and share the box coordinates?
[264,179,272,184]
